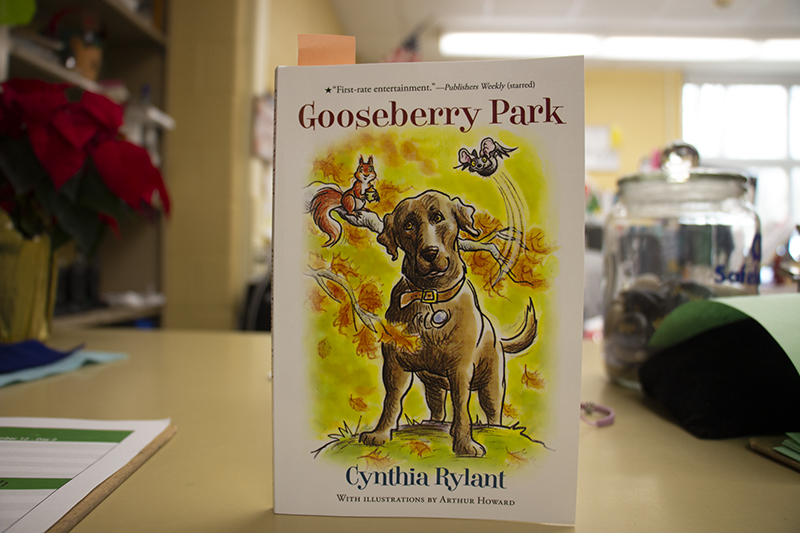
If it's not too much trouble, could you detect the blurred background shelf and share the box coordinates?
[9,39,103,90]
[29,0,166,47]
[4,0,170,327]
[52,303,164,329]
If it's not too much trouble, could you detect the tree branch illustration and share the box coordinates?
[309,180,529,332]
[333,205,517,275]
[306,266,381,332]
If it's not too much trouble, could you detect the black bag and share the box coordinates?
[639,318,800,439]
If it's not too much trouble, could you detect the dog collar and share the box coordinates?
[399,277,466,308]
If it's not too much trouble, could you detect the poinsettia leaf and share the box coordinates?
[77,168,136,223]
[59,172,82,203]
[91,139,170,214]
[80,91,124,132]
[50,225,73,251]
[27,123,86,188]
[13,88,69,124]
[51,105,99,150]
[0,99,24,137]
[0,137,47,195]
[35,180,105,255]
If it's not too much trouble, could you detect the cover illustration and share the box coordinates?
[272,56,584,525]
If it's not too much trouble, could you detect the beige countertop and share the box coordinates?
[1,328,797,532]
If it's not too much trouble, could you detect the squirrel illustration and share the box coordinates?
[308,155,380,247]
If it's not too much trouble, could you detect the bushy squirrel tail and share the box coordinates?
[309,188,344,247]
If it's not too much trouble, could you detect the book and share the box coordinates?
[272,56,585,524]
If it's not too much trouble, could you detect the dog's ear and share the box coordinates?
[452,197,481,238]
[377,212,400,260]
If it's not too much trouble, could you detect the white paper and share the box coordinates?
[0,417,170,533]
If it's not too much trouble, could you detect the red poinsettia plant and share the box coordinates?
[0,78,170,255]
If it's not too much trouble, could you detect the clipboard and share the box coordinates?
[45,423,177,533]
[750,436,800,473]
[1,418,176,533]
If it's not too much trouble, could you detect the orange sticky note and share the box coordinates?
[297,34,356,66]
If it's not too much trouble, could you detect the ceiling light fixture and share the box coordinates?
[439,32,602,59]
[439,32,800,63]
[601,36,757,62]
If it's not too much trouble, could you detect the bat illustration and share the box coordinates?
[455,137,517,177]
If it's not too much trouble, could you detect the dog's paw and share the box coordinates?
[359,430,390,446]
[453,438,486,457]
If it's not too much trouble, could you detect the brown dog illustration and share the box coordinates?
[359,190,539,457]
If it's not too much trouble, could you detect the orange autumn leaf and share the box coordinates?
[510,255,548,290]
[332,301,354,333]
[349,394,369,412]
[521,365,546,390]
[358,449,398,471]
[352,327,379,359]
[525,227,554,255]
[374,181,412,213]
[357,282,383,314]
[473,211,503,236]
[379,321,420,353]
[463,250,494,280]
[378,133,403,168]
[306,287,327,313]
[313,154,346,184]
[305,217,321,238]
[404,440,432,457]
[318,339,331,359]
[325,280,347,302]
[307,252,328,270]
[330,253,361,281]
[503,403,519,419]
[506,447,531,467]
[464,251,504,296]
[398,139,437,175]
[343,225,372,249]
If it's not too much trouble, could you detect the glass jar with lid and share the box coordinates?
[602,142,761,388]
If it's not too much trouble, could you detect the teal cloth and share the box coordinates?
[0,350,127,387]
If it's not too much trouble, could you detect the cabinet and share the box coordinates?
[5,0,169,326]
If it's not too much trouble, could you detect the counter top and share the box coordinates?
[1,328,797,532]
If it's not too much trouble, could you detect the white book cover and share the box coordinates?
[272,56,584,525]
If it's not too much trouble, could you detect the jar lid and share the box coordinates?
[618,141,748,188]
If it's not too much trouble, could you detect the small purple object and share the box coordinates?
[580,401,615,427]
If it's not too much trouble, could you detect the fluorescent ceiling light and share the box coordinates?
[439,32,800,63]
[439,32,601,59]
[760,39,800,61]
[602,37,757,62]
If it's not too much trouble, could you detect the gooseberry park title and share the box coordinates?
[297,98,567,133]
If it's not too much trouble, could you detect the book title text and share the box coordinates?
[298,98,566,133]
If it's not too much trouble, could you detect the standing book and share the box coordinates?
[272,56,584,525]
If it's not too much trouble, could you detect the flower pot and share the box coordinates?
[0,211,58,343]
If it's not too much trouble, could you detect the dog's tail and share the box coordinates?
[501,299,539,354]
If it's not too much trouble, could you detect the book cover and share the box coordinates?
[272,56,584,525]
